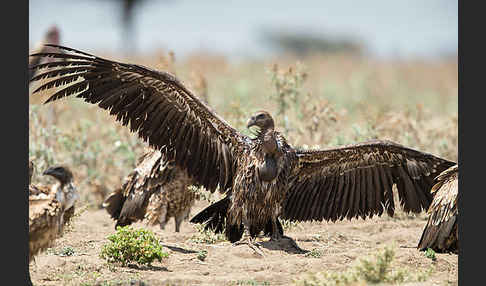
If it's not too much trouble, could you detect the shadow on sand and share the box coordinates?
[162,244,198,254]
[259,236,309,255]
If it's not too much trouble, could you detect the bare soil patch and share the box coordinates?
[29,201,457,286]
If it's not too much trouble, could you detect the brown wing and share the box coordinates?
[30,44,249,193]
[103,149,176,227]
[417,164,458,253]
[282,139,456,222]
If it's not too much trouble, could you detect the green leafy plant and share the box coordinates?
[100,226,168,266]
[424,248,437,261]
[59,246,75,257]
[197,250,208,261]
[305,248,322,258]
[294,246,432,285]
[354,246,403,283]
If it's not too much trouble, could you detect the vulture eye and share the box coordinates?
[256,114,265,119]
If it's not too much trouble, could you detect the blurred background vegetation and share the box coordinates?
[29,0,457,210]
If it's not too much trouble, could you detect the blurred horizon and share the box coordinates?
[29,0,457,61]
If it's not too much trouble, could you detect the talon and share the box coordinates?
[248,242,265,257]
[233,241,247,246]
[233,238,266,256]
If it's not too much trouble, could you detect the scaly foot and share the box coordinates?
[233,237,265,256]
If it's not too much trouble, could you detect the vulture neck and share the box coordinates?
[258,126,278,155]
[56,178,73,190]
[55,181,78,210]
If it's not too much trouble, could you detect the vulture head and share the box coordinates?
[43,165,78,211]
[247,111,275,131]
[43,166,74,187]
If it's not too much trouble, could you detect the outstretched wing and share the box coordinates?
[282,140,456,222]
[417,164,458,252]
[30,45,248,193]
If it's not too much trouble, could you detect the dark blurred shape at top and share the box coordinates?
[121,0,143,54]
[261,29,363,58]
[29,25,61,82]
[99,0,173,55]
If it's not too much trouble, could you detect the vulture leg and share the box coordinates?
[158,205,168,230]
[270,219,282,240]
[174,219,181,232]
[174,208,190,233]
[247,237,266,257]
[233,224,266,256]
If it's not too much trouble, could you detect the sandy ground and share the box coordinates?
[29,200,458,286]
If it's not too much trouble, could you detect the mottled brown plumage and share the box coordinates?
[103,148,197,232]
[29,160,35,184]
[29,165,79,262]
[103,78,207,232]
[417,164,458,253]
[29,45,456,248]
[144,165,197,232]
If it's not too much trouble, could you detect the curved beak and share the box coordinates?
[43,167,57,176]
[247,117,256,129]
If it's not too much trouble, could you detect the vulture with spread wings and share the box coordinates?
[30,45,455,252]
[417,164,458,253]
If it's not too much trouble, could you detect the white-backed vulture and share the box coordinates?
[103,148,198,232]
[417,164,458,253]
[29,45,456,252]
[29,165,79,262]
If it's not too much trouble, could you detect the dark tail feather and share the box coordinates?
[190,197,244,243]
[102,188,125,221]
[190,197,230,226]
[103,187,156,229]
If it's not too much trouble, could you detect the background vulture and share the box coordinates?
[417,164,458,253]
[103,75,209,232]
[29,164,79,262]
[29,45,455,252]
[103,148,199,232]
[28,25,62,82]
